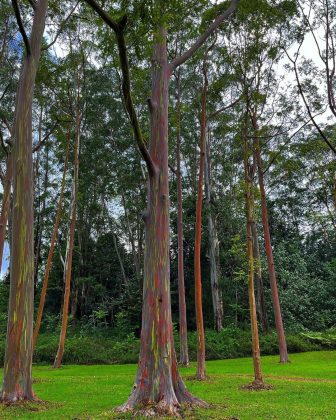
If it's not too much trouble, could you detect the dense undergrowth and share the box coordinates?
[1,325,335,365]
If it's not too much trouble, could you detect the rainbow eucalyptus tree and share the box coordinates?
[85,0,238,415]
[0,0,48,402]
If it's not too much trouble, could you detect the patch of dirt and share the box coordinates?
[1,400,61,411]
[185,374,214,382]
[240,381,274,391]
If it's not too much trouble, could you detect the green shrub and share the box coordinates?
[1,328,334,366]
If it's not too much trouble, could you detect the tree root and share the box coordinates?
[117,394,208,417]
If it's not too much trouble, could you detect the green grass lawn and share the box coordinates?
[0,351,335,419]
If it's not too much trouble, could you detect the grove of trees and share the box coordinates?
[0,0,335,416]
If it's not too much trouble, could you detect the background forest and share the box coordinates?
[0,0,335,368]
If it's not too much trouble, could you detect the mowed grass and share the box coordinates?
[0,351,335,419]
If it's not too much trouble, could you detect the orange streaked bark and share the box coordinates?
[194,62,207,380]
[252,111,289,363]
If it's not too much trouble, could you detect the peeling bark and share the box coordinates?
[0,0,49,403]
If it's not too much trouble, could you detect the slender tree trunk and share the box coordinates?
[253,112,289,363]
[54,79,81,369]
[113,233,129,290]
[33,130,70,347]
[204,128,224,331]
[34,146,48,291]
[119,28,205,416]
[251,221,269,333]
[175,70,189,366]
[243,112,264,386]
[0,0,49,402]
[0,153,12,267]
[121,192,141,280]
[194,63,208,380]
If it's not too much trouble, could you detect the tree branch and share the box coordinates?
[84,0,156,177]
[170,0,238,70]
[208,95,242,119]
[42,1,80,51]
[27,0,36,11]
[32,122,58,153]
[263,109,328,174]
[11,0,31,56]
[286,47,336,154]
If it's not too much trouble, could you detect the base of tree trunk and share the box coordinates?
[279,356,290,364]
[240,380,273,391]
[179,359,190,367]
[0,391,38,405]
[117,389,208,417]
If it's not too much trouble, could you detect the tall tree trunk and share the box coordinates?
[175,70,189,366]
[33,130,70,347]
[113,233,129,291]
[0,0,49,402]
[243,112,264,386]
[54,80,81,369]
[253,112,289,363]
[121,192,141,281]
[194,62,208,380]
[34,145,48,292]
[251,221,269,333]
[204,128,224,331]
[83,0,238,414]
[0,153,12,267]
[119,28,204,416]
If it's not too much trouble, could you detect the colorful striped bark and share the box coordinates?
[0,0,49,402]
[0,153,12,268]
[118,28,205,416]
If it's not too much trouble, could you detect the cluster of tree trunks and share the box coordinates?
[1,0,294,413]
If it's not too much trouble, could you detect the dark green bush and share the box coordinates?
[0,328,334,366]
